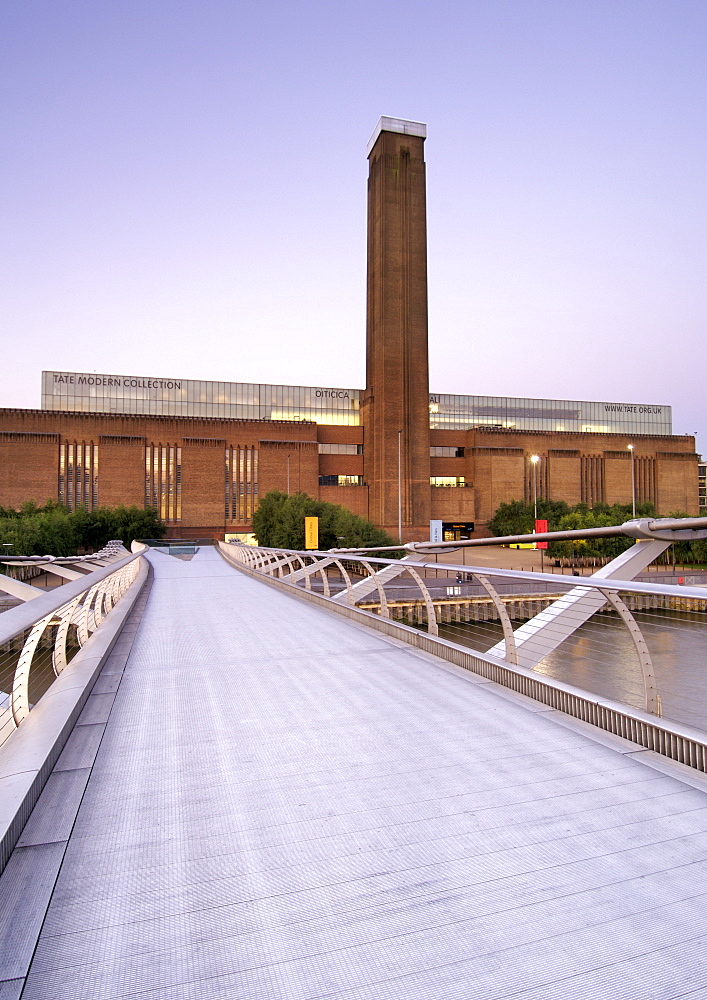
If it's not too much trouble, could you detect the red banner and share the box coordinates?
[535,519,548,549]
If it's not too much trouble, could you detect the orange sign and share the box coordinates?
[304,516,319,550]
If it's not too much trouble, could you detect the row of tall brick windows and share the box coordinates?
[58,442,98,511]
[225,446,258,521]
[58,441,259,522]
[523,457,549,505]
[585,454,656,507]
[631,456,656,507]
[580,456,605,507]
[520,455,657,508]
[145,444,182,521]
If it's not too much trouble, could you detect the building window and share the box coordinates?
[634,456,656,507]
[524,457,548,505]
[225,446,259,521]
[430,477,467,487]
[319,475,363,486]
[145,444,182,521]
[318,443,362,455]
[59,442,98,510]
[430,446,464,457]
[580,456,605,506]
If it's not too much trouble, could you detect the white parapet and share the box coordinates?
[367,116,427,156]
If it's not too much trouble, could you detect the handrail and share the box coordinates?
[0,547,146,746]
[0,548,144,649]
[324,515,707,554]
[224,544,707,602]
[220,539,707,721]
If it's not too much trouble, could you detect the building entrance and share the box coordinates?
[443,522,475,541]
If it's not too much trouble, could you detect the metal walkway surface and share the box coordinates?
[9,547,707,998]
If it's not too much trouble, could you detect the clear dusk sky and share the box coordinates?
[2,1,706,452]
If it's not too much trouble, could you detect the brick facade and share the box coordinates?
[0,407,698,539]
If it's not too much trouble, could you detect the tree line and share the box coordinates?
[488,499,707,565]
[0,501,166,557]
[252,491,399,551]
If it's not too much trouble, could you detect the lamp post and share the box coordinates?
[397,429,403,543]
[628,444,636,517]
[530,455,540,521]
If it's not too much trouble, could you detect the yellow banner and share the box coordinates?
[304,516,319,550]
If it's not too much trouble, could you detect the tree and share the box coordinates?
[0,502,165,556]
[487,498,570,537]
[484,495,707,564]
[252,491,399,551]
[547,508,633,561]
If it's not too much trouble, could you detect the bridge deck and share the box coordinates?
[6,547,707,998]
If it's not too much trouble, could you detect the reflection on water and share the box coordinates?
[437,610,707,733]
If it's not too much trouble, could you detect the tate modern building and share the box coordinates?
[1,119,697,540]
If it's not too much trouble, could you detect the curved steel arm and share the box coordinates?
[9,556,143,733]
[294,556,311,590]
[11,613,54,726]
[0,549,143,650]
[331,560,354,603]
[473,574,518,666]
[599,589,661,716]
[359,560,390,619]
[314,557,331,597]
[52,597,81,676]
[403,566,438,637]
[279,554,296,579]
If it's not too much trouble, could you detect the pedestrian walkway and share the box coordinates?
[10,547,707,997]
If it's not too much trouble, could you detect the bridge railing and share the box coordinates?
[0,547,145,748]
[219,540,707,740]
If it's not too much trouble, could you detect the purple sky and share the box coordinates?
[2,1,705,452]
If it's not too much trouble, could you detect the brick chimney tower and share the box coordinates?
[362,117,431,540]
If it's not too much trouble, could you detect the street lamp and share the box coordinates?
[627,444,636,517]
[397,428,403,543]
[530,455,540,521]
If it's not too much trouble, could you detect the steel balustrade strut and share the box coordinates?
[0,548,144,745]
[221,516,707,723]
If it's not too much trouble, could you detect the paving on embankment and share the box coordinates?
[2,545,707,999]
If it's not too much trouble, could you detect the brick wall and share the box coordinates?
[318,485,369,518]
[0,408,699,535]
[430,488,475,521]
[657,452,700,513]
[547,450,581,505]
[0,431,58,507]
[98,436,146,508]
[181,438,226,527]
[258,440,319,498]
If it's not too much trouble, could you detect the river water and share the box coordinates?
[437,610,707,733]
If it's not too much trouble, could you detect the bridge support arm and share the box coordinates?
[600,589,661,716]
[331,556,414,604]
[281,558,335,584]
[488,539,671,670]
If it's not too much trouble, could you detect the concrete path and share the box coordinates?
[12,547,707,998]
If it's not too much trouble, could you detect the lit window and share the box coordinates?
[430,477,467,487]
[319,475,363,486]
[318,443,361,454]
